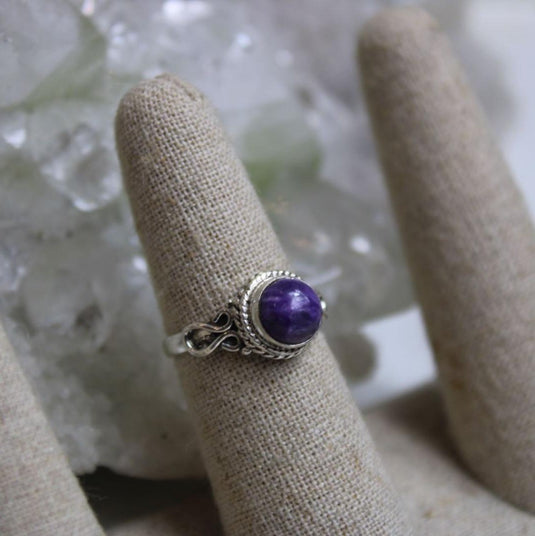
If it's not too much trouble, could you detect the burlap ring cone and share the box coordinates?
[115,75,413,535]
[359,7,535,513]
[0,321,103,536]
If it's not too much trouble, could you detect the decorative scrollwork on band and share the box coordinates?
[164,310,242,358]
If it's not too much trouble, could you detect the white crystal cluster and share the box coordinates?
[0,0,511,477]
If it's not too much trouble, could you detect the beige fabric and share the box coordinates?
[368,386,535,535]
[359,7,535,513]
[106,385,535,536]
[115,75,413,535]
[0,321,103,536]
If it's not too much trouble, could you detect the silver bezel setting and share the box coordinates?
[233,270,315,360]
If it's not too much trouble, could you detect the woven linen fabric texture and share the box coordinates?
[115,74,413,535]
[0,321,104,536]
[107,386,535,536]
[368,386,535,535]
[359,7,535,513]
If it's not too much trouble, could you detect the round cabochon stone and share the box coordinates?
[258,278,322,345]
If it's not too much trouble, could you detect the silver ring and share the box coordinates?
[164,270,326,360]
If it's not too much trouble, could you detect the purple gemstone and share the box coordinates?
[258,278,323,345]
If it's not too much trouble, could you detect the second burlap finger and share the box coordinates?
[359,7,535,512]
[115,74,413,535]
[0,320,104,536]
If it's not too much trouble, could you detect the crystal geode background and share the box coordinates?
[0,0,512,478]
